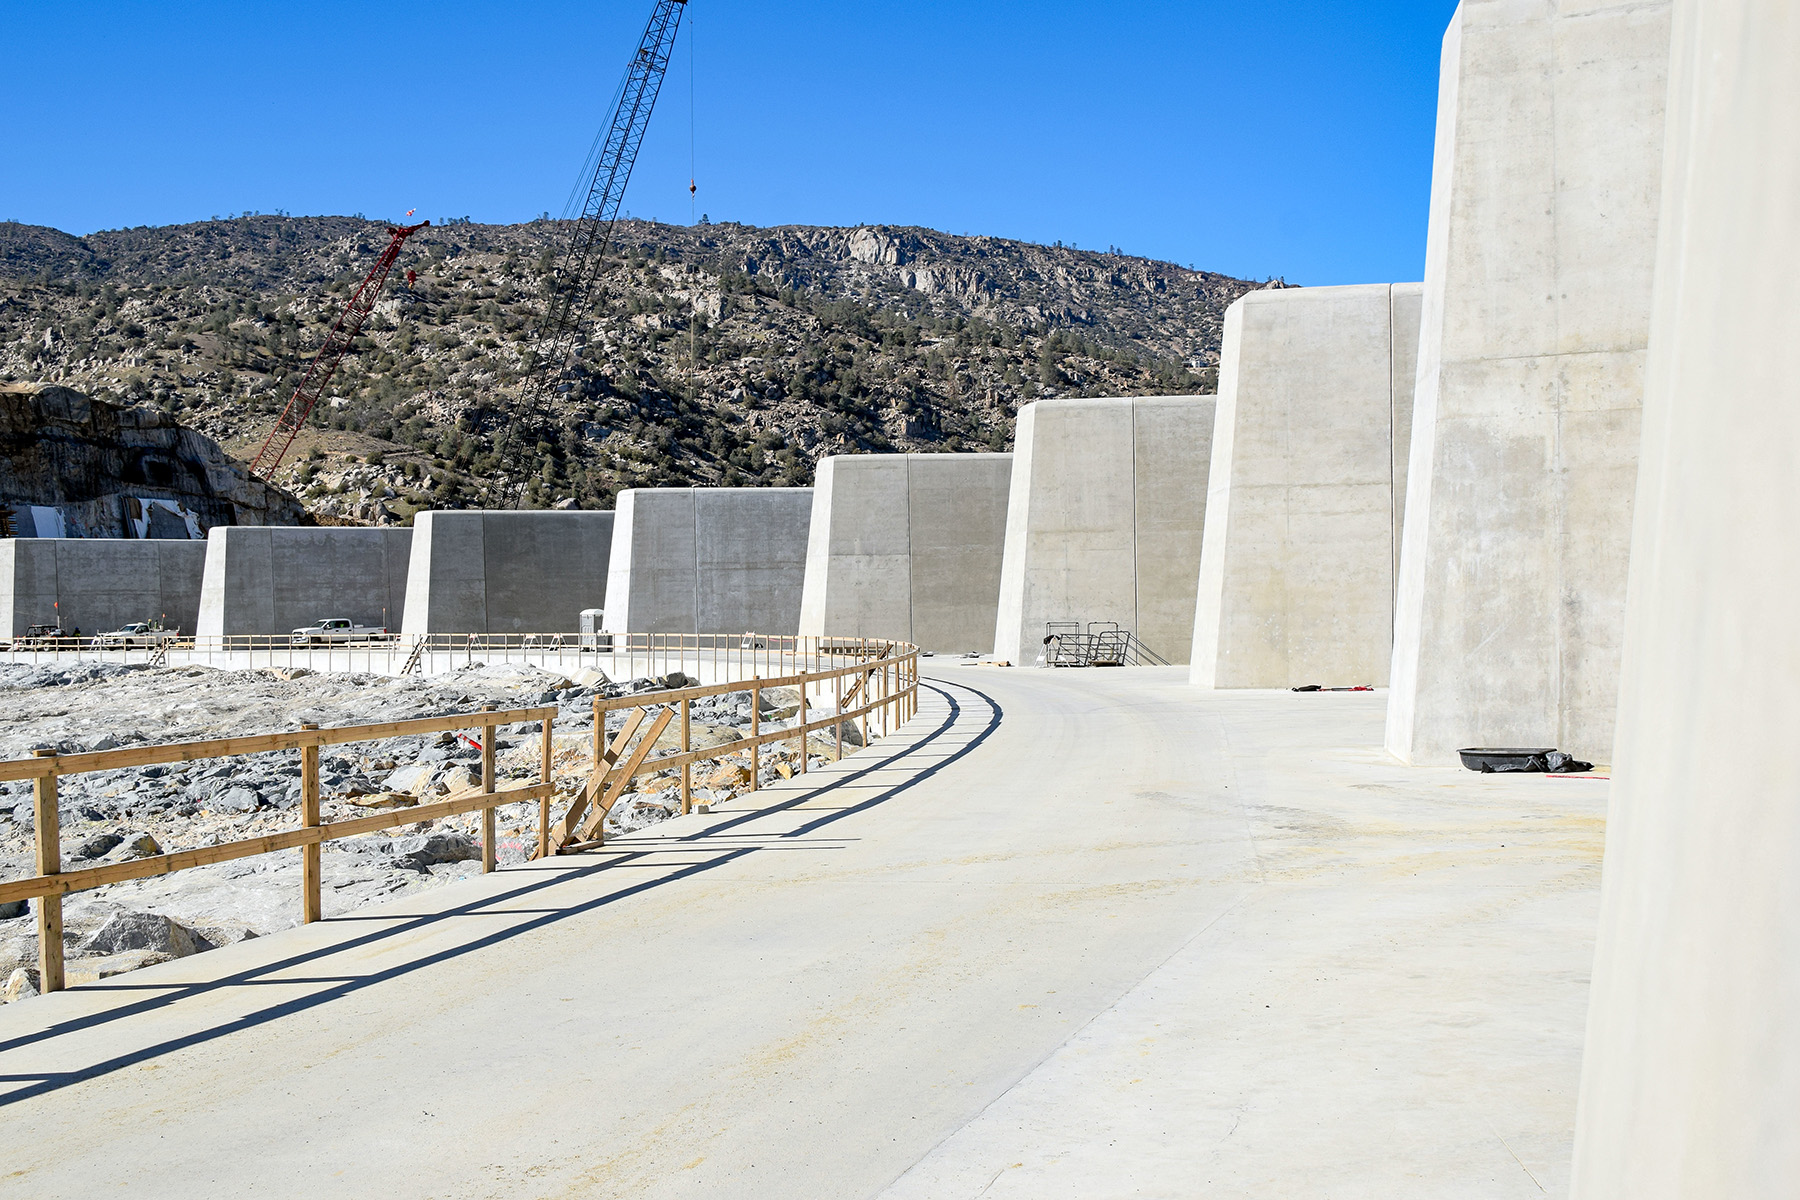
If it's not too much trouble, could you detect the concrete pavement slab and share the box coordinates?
[0,668,1603,1198]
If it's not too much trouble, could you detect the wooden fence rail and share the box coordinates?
[0,703,559,996]
[546,643,920,855]
[0,636,922,997]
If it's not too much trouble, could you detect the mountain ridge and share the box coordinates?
[0,215,1270,522]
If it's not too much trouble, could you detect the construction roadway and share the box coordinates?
[0,665,1605,1198]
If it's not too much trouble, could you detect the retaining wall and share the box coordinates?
[1570,2,1800,1193]
[1190,283,1423,688]
[1386,0,1672,764]
[603,488,812,636]
[196,526,411,637]
[798,453,1012,653]
[992,396,1214,666]
[1,538,205,637]
[400,511,614,636]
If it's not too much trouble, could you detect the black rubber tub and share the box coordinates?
[1458,747,1556,773]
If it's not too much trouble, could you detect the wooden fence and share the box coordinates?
[0,637,919,995]
[549,642,919,854]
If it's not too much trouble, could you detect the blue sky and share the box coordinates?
[2,1,1455,286]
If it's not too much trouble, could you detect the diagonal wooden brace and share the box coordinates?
[576,707,674,843]
[838,646,892,712]
[539,708,645,857]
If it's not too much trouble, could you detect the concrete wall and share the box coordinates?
[603,488,813,635]
[0,538,204,637]
[1190,283,1423,689]
[798,453,1012,652]
[992,397,1213,666]
[1571,3,1800,1194]
[400,511,614,635]
[196,526,411,637]
[1386,0,1672,765]
[1390,282,1424,583]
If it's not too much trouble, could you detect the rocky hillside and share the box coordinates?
[0,216,1267,521]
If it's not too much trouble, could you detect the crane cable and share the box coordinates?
[689,9,700,387]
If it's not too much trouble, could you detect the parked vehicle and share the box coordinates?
[290,618,388,645]
[11,623,69,648]
[92,622,181,648]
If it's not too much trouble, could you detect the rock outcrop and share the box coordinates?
[0,383,305,537]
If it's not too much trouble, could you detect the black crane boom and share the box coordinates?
[537,0,688,373]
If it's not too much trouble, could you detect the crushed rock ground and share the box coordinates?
[0,660,854,1001]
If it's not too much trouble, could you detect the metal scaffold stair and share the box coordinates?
[1043,621,1171,667]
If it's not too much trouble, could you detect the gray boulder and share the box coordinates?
[83,910,208,958]
[77,832,123,859]
[390,833,480,872]
[212,786,261,812]
[119,832,163,858]
[3,967,39,1003]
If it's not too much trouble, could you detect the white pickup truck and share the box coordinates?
[92,622,182,648]
[290,618,389,646]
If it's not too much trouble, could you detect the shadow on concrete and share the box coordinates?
[0,678,1004,1105]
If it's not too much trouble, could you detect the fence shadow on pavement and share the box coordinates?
[0,678,1005,1106]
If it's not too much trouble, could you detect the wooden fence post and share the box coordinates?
[834,672,843,762]
[480,706,496,874]
[300,722,322,924]
[749,679,761,792]
[796,690,807,774]
[679,696,692,814]
[538,713,553,861]
[32,749,63,994]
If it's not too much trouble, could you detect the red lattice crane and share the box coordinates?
[250,220,429,480]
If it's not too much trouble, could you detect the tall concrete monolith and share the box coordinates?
[1190,283,1422,689]
[798,453,1012,653]
[992,396,1213,666]
[603,488,812,636]
[0,538,205,636]
[400,510,613,635]
[1386,0,1672,765]
[196,526,411,637]
[1570,3,1800,1194]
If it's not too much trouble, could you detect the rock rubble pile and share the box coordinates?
[0,659,862,1001]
